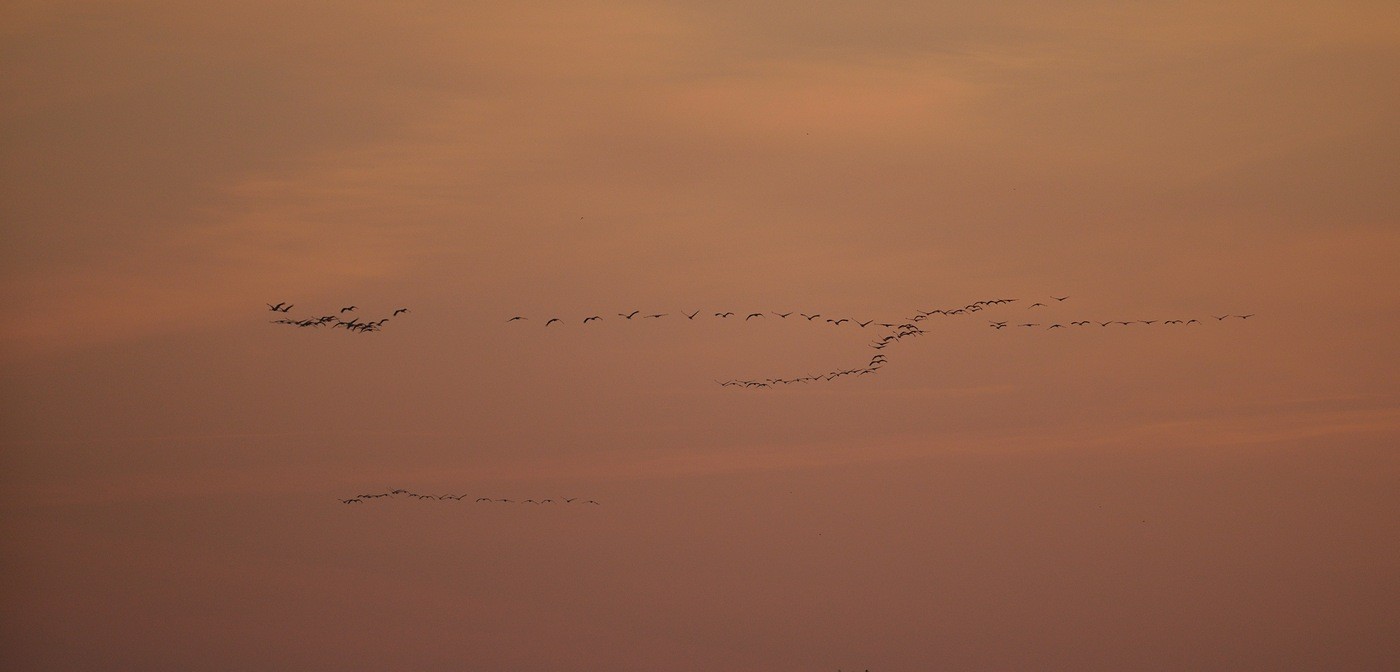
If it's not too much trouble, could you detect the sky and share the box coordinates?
[2,1,1398,669]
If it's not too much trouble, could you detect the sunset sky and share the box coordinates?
[2,1,1398,669]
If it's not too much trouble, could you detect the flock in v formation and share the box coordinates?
[270,295,1252,392]
[269,296,1250,505]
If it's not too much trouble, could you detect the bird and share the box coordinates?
[583,316,601,323]
[340,498,361,504]
[773,312,793,318]
[1214,315,1230,321]
[801,313,820,320]
[476,497,492,502]
[1234,314,1254,319]
[545,318,561,326]
[644,313,666,318]
[684,310,701,319]
[746,313,764,320]
[507,316,527,322]
[619,310,640,319]
[715,312,734,318]
[267,302,290,312]
[340,306,356,313]
[585,500,600,505]
[856,320,873,328]
[1052,296,1069,301]
[1020,323,1039,327]
[393,308,410,316]
[1028,303,1046,308]
[1048,324,1064,329]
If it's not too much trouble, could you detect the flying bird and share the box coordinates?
[1052,296,1069,301]
[746,313,764,320]
[507,316,527,322]
[715,312,734,317]
[684,310,700,319]
[393,308,410,316]
[801,313,821,320]
[773,312,793,318]
[340,306,356,313]
[545,318,561,326]
[583,316,601,323]
[619,310,640,319]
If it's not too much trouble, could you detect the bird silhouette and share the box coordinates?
[746,313,764,320]
[715,312,734,317]
[774,312,793,318]
[620,310,640,319]
[340,306,356,313]
[508,316,527,322]
[583,316,601,323]
[546,318,561,326]
[393,308,410,316]
[684,310,700,319]
[1052,296,1069,302]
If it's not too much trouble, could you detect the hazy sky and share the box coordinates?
[2,1,1398,670]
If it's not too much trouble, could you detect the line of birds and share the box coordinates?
[505,298,1022,328]
[340,489,599,505]
[989,314,1255,329]
[267,302,410,333]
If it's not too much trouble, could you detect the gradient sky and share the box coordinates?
[2,1,1398,670]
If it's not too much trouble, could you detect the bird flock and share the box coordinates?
[504,297,1254,389]
[340,489,600,505]
[266,296,1251,389]
[267,302,410,333]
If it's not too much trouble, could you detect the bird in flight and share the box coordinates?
[715,312,734,318]
[1052,296,1069,302]
[393,308,410,316]
[684,310,700,319]
[508,316,526,322]
[583,316,601,323]
[1028,303,1046,308]
[267,302,292,312]
[645,313,667,318]
[340,306,356,313]
[746,313,764,320]
[1234,314,1254,319]
[773,312,793,318]
[856,320,873,328]
[546,318,561,326]
[801,313,821,320]
[619,310,640,319]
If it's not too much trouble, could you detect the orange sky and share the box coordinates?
[2,1,1398,669]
